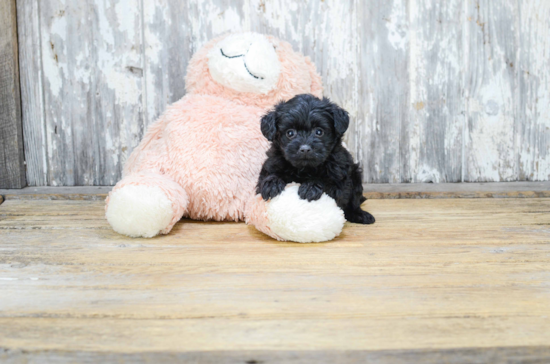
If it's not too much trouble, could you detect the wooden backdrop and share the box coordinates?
[17,0,550,186]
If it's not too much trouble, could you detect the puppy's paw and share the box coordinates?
[298,181,324,202]
[260,175,286,201]
[346,210,375,225]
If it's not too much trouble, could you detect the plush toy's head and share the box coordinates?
[185,32,323,109]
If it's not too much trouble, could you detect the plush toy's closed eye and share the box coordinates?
[207,32,281,94]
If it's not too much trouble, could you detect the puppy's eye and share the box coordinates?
[314,128,324,137]
[286,129,296,139]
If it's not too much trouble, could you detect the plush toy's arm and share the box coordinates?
[244,193,285,241]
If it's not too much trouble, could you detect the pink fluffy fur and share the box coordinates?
[106,33,323,238]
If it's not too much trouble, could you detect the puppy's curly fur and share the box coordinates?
[257,94,375,225]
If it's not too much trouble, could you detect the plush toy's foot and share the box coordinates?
[105,173,188,238]
[266,185,345,243]
[247,184,345,243]
[106,185,173,238]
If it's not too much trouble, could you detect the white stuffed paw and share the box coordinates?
[266,184,345,243]
[106,185,173,238]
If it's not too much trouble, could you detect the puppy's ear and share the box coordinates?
[331,102,350,136]
[261,109,277,141]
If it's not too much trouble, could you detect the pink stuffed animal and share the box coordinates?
[105,32,346,242]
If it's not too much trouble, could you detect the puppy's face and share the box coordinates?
[261,94,350,168]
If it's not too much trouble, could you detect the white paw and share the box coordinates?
[106,185,173,238]
[266,184,345,243]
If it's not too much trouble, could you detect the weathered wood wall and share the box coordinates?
[16,0,550,186]
[0,0,26,188]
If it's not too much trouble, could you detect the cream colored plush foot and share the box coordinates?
[106,185,174,238]
[266,184,345,243]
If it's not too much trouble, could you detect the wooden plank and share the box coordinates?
[38,0,79,186]
[1,318,550,354]
[362,181,550,199]
[142,0,189,124]
[37,0,144,186]
[464,0,519,182]
[406,0,464,183]
[2,346,550,364]
[0,186,111,200]
[0,198,550,359]
[90,0,144,186]
[356,0,408,183]
[0,0,26,189]
[517,1,550,181]
[2,182,550,201]
[17,0,47,186]
[16,0,550,187]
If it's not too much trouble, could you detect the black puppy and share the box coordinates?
[256,94,375,225]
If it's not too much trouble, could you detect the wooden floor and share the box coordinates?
[1,197,550,363]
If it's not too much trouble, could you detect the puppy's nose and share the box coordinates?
[299,145,312,154]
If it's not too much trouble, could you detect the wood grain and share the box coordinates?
[16,0,47,186]
[406,0,464,183]
[0,186,111,200]
[31,0,144,186]
[2,347,550,364]
[1,198,550,361]
[0,0,26,189]
[357,0,408,183]
[517,1,550,181]
[0,346,550,364]
[142,0,190,124]
[17,0,550,185]
[464,0,519,182]
[2,181,550,201]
